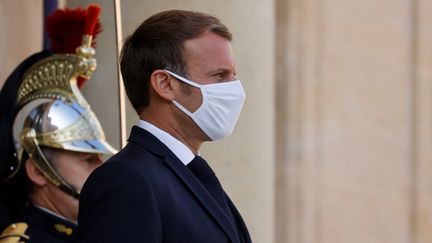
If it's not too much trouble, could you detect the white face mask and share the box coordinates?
[165,70,246,141]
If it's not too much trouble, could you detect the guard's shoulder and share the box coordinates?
[0,222,29,243]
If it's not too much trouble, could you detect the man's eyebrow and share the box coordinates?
[207,68,235,75]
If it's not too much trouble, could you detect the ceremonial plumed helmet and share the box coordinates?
[0,5,116,199]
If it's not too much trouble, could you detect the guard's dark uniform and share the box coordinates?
[0,205,77,243]
[0,4,113,243]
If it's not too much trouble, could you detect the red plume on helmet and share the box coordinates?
[45,4,102,88]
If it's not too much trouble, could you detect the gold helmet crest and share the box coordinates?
[2,4,116,199]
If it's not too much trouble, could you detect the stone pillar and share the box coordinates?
[413,0,432,242]
[275,0,432,242]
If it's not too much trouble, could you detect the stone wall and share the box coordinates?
[1,1,431,243]
[275,0,432,242]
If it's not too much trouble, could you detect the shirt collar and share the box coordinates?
[137,120,195,165]
[33,204,77,225]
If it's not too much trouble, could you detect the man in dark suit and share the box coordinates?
[76,9,252,243]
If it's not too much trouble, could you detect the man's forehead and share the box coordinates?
[183,33,234,73]
[183,32,232,56]
[57,150,100,158]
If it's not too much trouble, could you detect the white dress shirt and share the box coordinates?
[137,120,195,165]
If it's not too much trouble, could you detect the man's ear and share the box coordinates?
[25,158,48,186]
[149,70,176,101]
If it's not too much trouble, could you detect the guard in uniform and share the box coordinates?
[0,4,116,243]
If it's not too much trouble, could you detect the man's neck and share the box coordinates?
[32,204,77,224]
[28,188,77,224]
[140,112,203,154]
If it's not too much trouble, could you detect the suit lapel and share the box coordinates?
[128,126,240,243]
[226,196,252,243]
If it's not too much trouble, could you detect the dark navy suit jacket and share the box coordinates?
[76,126,251,243]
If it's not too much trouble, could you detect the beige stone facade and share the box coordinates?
[275,0,432,242]
[1,0,432,243]
[0,1,43,87]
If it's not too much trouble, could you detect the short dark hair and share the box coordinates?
[120,10,232,113]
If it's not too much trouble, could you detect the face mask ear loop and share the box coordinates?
[164,70,203,88]
[172,100,195,116]
[172,100,215,140]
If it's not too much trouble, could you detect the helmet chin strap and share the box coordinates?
[57,183,80,200]
[35,145,81,200]
[21,128,81,199]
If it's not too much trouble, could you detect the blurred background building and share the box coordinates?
[1,0,431,243]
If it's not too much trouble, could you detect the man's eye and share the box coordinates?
[86,157,101,164]
[214,73,225,80]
